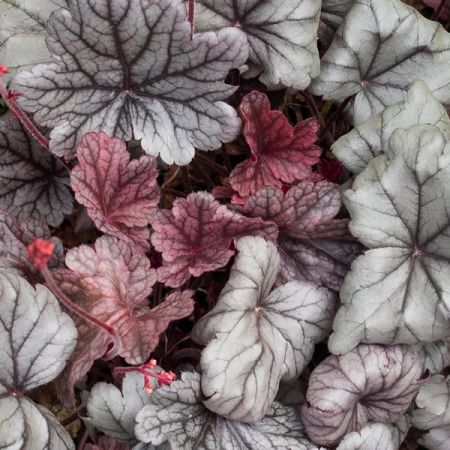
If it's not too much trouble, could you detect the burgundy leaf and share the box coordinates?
[301,345,426,447]
[228,91,321,198]
[317,159,343,183]
[241,181,360,290]
[423,0,450,20]
[151,192,278,287]
[71,132,160,252]
[83,436,131,450]
[55,236,194,405]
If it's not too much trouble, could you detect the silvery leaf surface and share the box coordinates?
[195,0,321,89]
[310,0,450,124]
[11,0,248,164]
[191,236,335,423]
[332,81,450,174]
[0,0,67,80]
[135,371,319,450]
[330,124,450,354]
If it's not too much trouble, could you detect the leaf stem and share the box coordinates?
[41,266,119,344]
[0,78,71,170]
[188,0,195,38]
[432,0,447,20]
[318,96,353,144]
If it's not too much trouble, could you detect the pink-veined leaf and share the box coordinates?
[55,236,194,405]
[150,191,278,288]
[71,132,160,252]
[301,344,426,447]
[11,0,248,164]
[240,181,360,290]
[0,115,72,226]
[228,91,321,197]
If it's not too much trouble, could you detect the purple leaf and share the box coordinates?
[301,344,425,447]
[228,91,321,197]
[83,436,131,450]
[71,131,160,252]
[56,236,194,405]
[151,191,278,287]
[191,236,335,423]
[195,0,321,89]
[11,0,248,164]
[0,115,72,226]
[241,182,360,290]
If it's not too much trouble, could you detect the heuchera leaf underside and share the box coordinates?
[228,91,321,197]
[0,270,77,449]
[55,236,194,405]
[310,0,450,124]
[191,236,335,423]
[0,115,73,226]
[71,131,160,252]
[241,181,360,291]
[135,371,319,450]
[11,0,249,164]
[301,344,425,446]
[150,191,278,288]
[330,125,450,354]
[195,0,321,89]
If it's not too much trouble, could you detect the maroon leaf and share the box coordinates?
[151,191,278,287]
[83,436,131,450]
[55,236,194,405]
[240,181,360,290]
[301,344,426,447]
[228,91,321,197]
[71,132,160,252]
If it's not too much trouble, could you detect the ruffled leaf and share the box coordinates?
[301,344,424,446]
[336,417,409,450]
[0,115,72,226]
[418,341,450,375]
[195,0,321,89]
[0,270,77,449]
[330,125,450,354]
[11,0,248,164]
[56,236,194,405]
[85,372,152,442]
[228,91,321,197]
[71,132,160,252]
[191,236,335,423]
[420,426,450,450]
[151,191,278,287]
[135,371,319,450]
[332,81,450,174]
[310,0,450,124]
[241,182,360,291]
[0,0,68,80]
[413,375,450,430]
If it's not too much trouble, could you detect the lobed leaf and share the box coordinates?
[228,91,321,197]
[195,0,321,89]
[11,0,248,163]
[0,270,77,449]
[413,375,450,430]
[151,191,278,287]
[0,115,72,226]
[241,182,360,291]
[319,0,354,47]
[0,0,68,80]
[301,344,425,446]
[56,236,194,405]
[85,372,153,442]
[191,236,335,423]
[135,371,319,450]
[330,124,450,354]
[71,131,160,252]
[420,426,450,450]
[310,0,450,124]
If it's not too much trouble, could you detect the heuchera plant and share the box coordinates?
[2,0,450,449]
